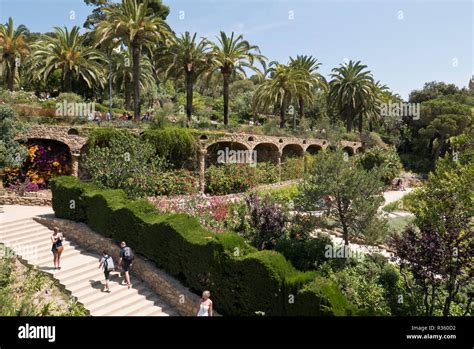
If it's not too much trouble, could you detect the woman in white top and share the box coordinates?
[197,290,213,317]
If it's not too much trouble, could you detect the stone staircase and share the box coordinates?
[0,217,177,316]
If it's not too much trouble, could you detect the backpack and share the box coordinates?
[103,256,115,271]
[123,247,134,262]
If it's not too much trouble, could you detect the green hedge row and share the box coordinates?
[51,176,358,316]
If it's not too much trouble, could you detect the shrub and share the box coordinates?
[281,157,305,180]
[55,92,84,104]
[275,235,333,271]
[356,146,403,184]
[50,176,357,316]
[257,184,300,205]
[142,128,196,168]
[245,193,288,250]
[206,164,257,195]
[255,161,279,184]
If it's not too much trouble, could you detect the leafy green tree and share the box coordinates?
[391,158,473,316]
[299,150,387,245]
[94,0,172,118]
[356,146,403,184]
[409,81,460,104]
[329,60,376,132]
[157,32,212,122]
[0,17,30,90]
[419,99,472,164]
[31,26,106,92]
[209,31,265,125]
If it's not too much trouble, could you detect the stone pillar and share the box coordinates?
[71,151,80,177]
[277,150,282,182]
[198,148,207,193]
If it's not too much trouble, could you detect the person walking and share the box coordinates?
[99,250,115,293]
[197,290,213,317]
[51,227,64,270]
[118,241,134,289]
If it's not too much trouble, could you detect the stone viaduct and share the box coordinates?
[16,125,364,192]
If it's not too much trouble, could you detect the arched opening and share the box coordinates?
[282,144,304,160]
[67,128,79,136]
[248,136,255,142]
[355,146,364,154]
[206,141,250,167]
[306,144,323,155]
[2,138,72,189]
[281,144,305,180]
[199,134,209,141]
[342,146,355,156]
[253,142,280,164]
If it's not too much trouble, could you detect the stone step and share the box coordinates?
[0,225,50,240]
[91,289,155,316]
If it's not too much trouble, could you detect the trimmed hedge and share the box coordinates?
[50,176,358,316]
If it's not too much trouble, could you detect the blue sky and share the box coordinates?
[0,0,472,99]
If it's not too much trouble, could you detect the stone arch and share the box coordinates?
[253,142,280,164]
[282,143,304,160]
[24,138,74,177]
[342,146,355,156]
[67,128,79,136]
[306,144,323,155]
[355,146,364,154]
[206,141,250,167]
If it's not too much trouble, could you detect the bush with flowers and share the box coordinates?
[2,141,71,190]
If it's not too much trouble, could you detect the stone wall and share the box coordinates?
[34,216,211,316]
[0,190,52,206]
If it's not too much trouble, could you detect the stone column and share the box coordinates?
[71,151,80,177]
[198,148,207,193]
[277,150,282,182]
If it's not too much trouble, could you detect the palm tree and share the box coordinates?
[31,26,106,92]
[157,32,211,123]
[94,0,172,119]
[210,31,265,125]
[112,48,155,110]
[289,55,327,119]
[329,60,375,132]
[0,17,29,91]
[253,63,313,128]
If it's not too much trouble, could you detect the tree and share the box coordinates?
[253,62,312,128]
[31,26,106,92]
[409,81,460,104]
[391,158,473,316]
[157,32,211,123]
[289,55,327,119]
[329,60,376,132]
[94,0,172,119]
[0,17,29,90]
[210,31,265,125]
[419,99,472,164]
[111,48,155,110]
[299,150,387,245]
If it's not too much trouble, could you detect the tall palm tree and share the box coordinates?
[94,0,172,119]
[157,32,211,122]
[31,26,106,92]
[289,55,327,119]
[112,48,155,110]
[329,60,375,132]
[0,17,29,91]
[210,31,265,125]
[253,63,313,128]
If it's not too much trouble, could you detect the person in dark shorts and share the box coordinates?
[50,227,64,270]
[118,242,134,289]
[99,250,114,293]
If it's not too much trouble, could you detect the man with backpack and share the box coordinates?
[118,241,134,289]
[99,250,115,293]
